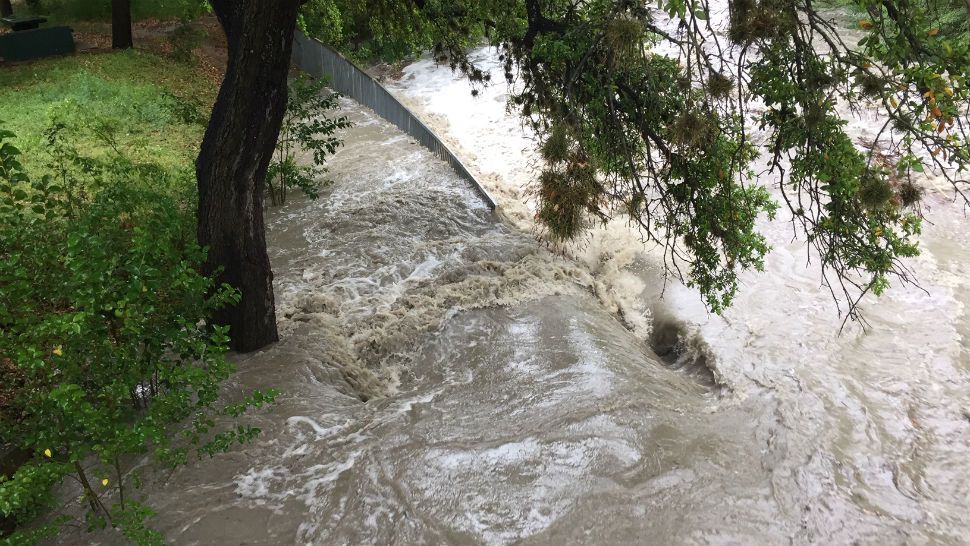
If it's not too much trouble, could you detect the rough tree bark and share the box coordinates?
[197,0,303,352]
[0,0,13,18]
[111,0,133,49]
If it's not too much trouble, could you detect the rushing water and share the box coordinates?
[381,46,970,545]
[62,31,969,546]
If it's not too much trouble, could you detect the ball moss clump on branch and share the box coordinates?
[606,15,644,58]
[708,71,734,98]
[855,71,887,98]
[728,0,796,44]
[670,111,716,149]
[889,109,916,132]
[896,180,923,207]
[728,0,756,44]
[541,124,571,163]
[537,159,599,241]
[858,172,895,210]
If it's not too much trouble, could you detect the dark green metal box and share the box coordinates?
[0,26,75,63]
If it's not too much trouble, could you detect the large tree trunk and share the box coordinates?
[196,0,302,352]
[0,0,13,18]
[111,0,133,49]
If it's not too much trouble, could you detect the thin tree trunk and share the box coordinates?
[0,0,13,18]
[111,0,133,49]
[196,0,302,352]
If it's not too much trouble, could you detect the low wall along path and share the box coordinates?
[291,32,498,211]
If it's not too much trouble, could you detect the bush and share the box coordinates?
[0,117,276,545]
[299,0,450,63]
[267,74,350,206]
[167,22,207,64]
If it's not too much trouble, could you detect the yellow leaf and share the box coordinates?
[928,28,939,36]
[101,478,109,487]
[44,449,52,458]
[859,20,874,29]
[52,346,63,356]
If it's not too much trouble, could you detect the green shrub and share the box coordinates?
[267,74,351,206]
[299,0,459,63]
[0,117,276,545]
[167,22,208,64]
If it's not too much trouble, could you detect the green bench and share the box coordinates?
[0,16,75,62]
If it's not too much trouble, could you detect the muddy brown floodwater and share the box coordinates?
[60,32,969,546]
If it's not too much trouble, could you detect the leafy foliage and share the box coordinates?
[299,0,484,63]
[0,115,276,545]
[312,0,969,319]
[267,74,351,206]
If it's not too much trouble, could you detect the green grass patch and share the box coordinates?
[0,50,214,174]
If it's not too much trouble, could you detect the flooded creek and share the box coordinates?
[59,38,969,546]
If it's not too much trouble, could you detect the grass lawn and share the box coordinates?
[0,50,216,174]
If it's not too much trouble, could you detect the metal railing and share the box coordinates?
[291,32,497,211]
